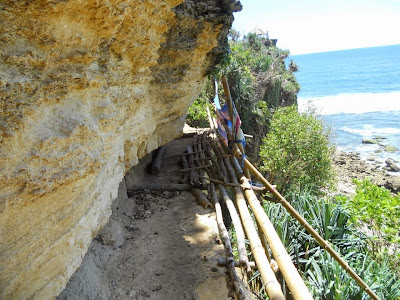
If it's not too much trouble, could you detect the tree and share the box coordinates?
[259,106,334,194]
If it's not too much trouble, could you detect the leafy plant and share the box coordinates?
[336,179,400,272]
[186,32,300,163]
[342,179,400,244]
[261,189,400,300]
[259,106,335,194]
[186,80,214,128]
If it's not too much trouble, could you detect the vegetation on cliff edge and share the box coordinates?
[186,31,400,299]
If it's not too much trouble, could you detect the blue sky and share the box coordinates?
[233,0,400,54]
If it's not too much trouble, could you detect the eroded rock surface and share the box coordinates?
[0,1,241,298]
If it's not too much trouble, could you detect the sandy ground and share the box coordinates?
[58,136,234,300]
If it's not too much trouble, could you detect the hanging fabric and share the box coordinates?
[213,80,245,148]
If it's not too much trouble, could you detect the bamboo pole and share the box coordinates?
[206,107,230,183]
[151,146,166,175]
[221,146,284,299]
[128,184,201,192]
[256,219,272,263]
[230,147,380,300]
[221,75,251,180]
[210,142,229,181]
[197,134,251,272]
[186,145,201,187]
[207,106,216,140]
[201,132,228,183]
[229,156,313,300]
[181,152,230,158]
[193,133,208,188]
[191,188,213,209]
[217,258,256,269]
[181,150,207,156]
[217,184,251,272]
[179,155,190,184]
[193,156,229,161]
[199,176,266,192]
[180,165,213,172]
[210,183,252,300]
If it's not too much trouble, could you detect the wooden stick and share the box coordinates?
[150,146,166,175]
[186,145,201,187]
[230,156,313,300]
[179,155,190,184]
[191,188,213,209]
[180,164,213,172]
[193,133,208,188]
[210,183,251,300]
[217,258,256,269]
[222,145,284,300]
[179,128,215,138]
[182,152,230,158]
[256,218,272,263]
[218,184,251,272]
[207,106,217,140]
[222,75,235,130]
[192,140,216,145]
[206,108,230,184]
[181,150,207,156]
[128,184,203,192]
[199,176,266,191]
[210,141,229,181]
[201,132,228,183]
[231,147,380,300]
[198,146,250,272]
[238,143,251,180]
[221,75,251,180]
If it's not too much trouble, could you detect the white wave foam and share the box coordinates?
[340,126,400,136]
[298,92,400,115]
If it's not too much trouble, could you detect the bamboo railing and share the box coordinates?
[222,146,284,300]
[201,76,380,300]
[174,76,381,299]
[231,149,380,300]
[230,153,313,299]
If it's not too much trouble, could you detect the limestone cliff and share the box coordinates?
[0,1,241,298]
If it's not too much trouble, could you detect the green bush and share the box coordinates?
[186,81,214,128]
[336,179,400,272]
[339,179,400,244]
[259,106,334,194]
[261,190,400,300]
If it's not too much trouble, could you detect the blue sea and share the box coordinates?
[291,44,400,163]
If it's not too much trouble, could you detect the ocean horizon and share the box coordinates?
[291,44,400,163]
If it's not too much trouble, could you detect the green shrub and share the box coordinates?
[186,80,214,128]
[259,106,334,194]
[262,189,400,300]
[336,179,400,273]
[341,179,400,244]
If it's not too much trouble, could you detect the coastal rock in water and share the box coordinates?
[385,159,400,172]
[362,138,380,144]
[0,1,241,299]
[384,145,398,153]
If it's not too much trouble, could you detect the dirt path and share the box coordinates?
[58,137,233,300]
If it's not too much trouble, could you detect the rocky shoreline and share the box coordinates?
[332,151,400,195]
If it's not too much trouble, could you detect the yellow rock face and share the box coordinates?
[0,1,241,298]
